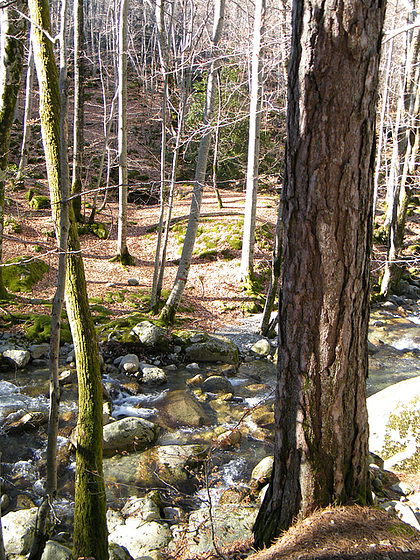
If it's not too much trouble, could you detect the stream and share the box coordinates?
[1,303,420,528]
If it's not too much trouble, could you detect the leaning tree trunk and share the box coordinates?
[16,38,35,182]
[253,0,385,548]
[28,0,109,557]
[160,0,225,324]
[0,0,26,300]
[28,0,70,555]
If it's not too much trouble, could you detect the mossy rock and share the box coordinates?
[89,222,109,239]
[29,195,50,210]
[3,257,49,292]
[25,313,72,344]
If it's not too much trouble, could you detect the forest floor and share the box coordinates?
[3,182,279,332]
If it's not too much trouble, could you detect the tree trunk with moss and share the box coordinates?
[253,0,385,548]
[28,0,108,557]
[0,0,26,300]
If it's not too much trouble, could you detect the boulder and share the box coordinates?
[202,375,234,394]
[121,495,161,522]
[103,444,206,495]
[160,389,212,428]
[367,376,420,472]
[250,456,274,487]
[109,541,135,560]
[173,330,239,365]
[140,364,167,385]
[29,343,50,360]
[186,504,258,554]
[119,354,139,374]
[41,541,72,560]
[103,416,159,455]
[250,339,271,357]
[3,349,31,369]
[2,507,38,555]
[109,520,171,558]
[131,321,169,351]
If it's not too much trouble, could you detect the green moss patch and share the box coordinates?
[3,257,49,293]
[24,313,72,344]
[78,222,109,239]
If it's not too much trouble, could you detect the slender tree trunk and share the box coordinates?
[28,0,70,555]
[72,0,84,222]
[212,71,223,208]
[28,0,109,557]
[160,0,225,324]
[239,0,265,282]
[253,0,385,547]
[115,0,131,264]
[16,39,35,182]
[0,0,26,301]
[260,198,282,337]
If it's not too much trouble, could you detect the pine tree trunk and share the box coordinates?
[0,0,26,300]
[253,0,385,547]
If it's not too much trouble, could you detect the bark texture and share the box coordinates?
[253,0,385,548]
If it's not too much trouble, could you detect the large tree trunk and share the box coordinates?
[28,0,109,557]
[253,0,385,548]
[0,0,26,300]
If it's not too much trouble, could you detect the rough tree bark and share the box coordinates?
[253,0,385,547]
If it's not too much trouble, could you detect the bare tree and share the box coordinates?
[115,0,133,264]
[160,0,225,324]
[239,0,266,283]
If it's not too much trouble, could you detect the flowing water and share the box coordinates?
[1,308,420,517]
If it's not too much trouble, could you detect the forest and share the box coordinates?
[2,0,420,559]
